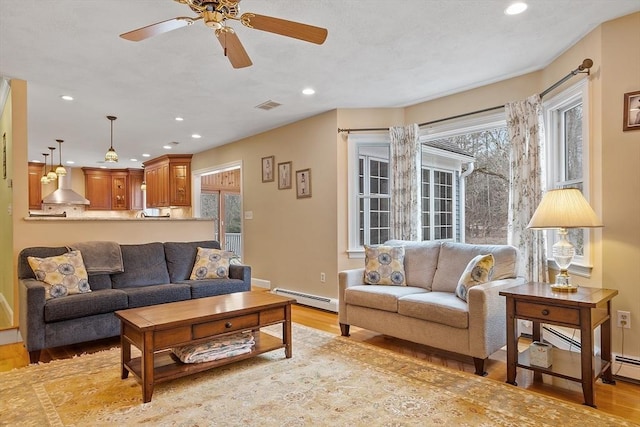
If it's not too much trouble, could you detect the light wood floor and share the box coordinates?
[1,300,639,422]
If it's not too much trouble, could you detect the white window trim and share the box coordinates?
[347,133,390,258]
[543,79,594,276]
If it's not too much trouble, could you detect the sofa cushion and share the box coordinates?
[344,285,428,313]
[182,279,251,299]
[111,242,170,289]
[123,283,191,308]
[18,247,68,280]
[164,240,221,282]
[385,240,441,290]
[398,292,469,329]
[364,245,406,286]
[44,289,128,322]
[190,248,233,280]
[455,254,495,302]
[431,242,519,293]
[27,251,91,299]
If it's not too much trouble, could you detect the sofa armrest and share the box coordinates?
[229,264,252,288]
[467,277,526,359]
[338,268,365,324]
[18,278,47,352]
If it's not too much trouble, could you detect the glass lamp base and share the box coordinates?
[550,283,578,292]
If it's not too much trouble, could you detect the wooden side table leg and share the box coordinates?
[120,328,130,380]
[142,331,155,403]
[505,297,517,386]
[600,301,616,385]
[284,303,292,358]
[532,321,543,382]
[580,308,596,408]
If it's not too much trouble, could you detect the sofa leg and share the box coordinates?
[29,350,41,364]
[339,323,350,337]
[473,357,488,376]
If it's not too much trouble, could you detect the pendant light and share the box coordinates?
[47,146,58,181]
[55,139,67,176]
[40,153,50,183]
[105,115,119,163]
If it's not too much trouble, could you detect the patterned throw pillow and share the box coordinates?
[455,254,495,302]
[27,251,91,299]
[364,245,406,286]
[189,247,233,280]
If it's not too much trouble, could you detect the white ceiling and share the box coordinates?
[1,0,639,169]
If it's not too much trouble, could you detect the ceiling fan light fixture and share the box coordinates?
[105,115,119,163]
[55,139,67,176]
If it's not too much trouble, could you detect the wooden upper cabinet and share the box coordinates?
[143,154,192,207]
[82,168,144,210]
[28,162,44,210]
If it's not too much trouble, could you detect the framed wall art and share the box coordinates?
[278,161,292,189]
[261,155,274,182]
[296,168,311,199]
[623,90,640,131]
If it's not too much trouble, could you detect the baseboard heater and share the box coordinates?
[272,288,338,313]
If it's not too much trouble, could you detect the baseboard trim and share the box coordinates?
[251,278,271,289]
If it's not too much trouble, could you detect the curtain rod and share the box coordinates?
[337,58,593,134]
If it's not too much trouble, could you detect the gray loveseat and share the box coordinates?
[18,240,251,363]
[339,240,524,375]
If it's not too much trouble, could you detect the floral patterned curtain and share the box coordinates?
[506,95,548,282]
[389,124,420,241]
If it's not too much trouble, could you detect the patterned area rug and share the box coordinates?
[1,324,636,426]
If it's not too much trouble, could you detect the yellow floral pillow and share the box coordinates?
[190,247,233,280]
[455,254,495,302]
[364,245,406,286]
[27,251,91,299]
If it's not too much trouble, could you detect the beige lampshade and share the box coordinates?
[527,188,603,229]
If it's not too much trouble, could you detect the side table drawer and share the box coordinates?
[192,313,259,339]
[515,301,580,326]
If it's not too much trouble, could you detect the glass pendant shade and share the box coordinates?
[140,181,147,191]
[55,139,67,176]
[40,153,50,183]
[47,147,58,181]
[105,115,118,162]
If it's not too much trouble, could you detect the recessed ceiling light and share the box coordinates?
[175,117,184,121]
[32,159,41,163]
[191,134,201,139]
[505,2,527,15]
[100,166,107,169]
[142,153,151,157]
[66,160,75,165]
[163,145,172,150]
[130,158,138,162]
[60,95,74,101]
[302,88,316,95]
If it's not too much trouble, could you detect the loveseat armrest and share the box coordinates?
[18,278,47,353]
[229,264,252,288]
[338,268,365,324]
[467,277,526,359]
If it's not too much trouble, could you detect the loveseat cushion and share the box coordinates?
[164,240,221,282]
[344,285,428,313]
[183,279,250,299]
[44,289,128,323]
[111,242,170,288]
[123,283,191,308]
[431,242,519,293]
[385,240,441,290]
[398,292,469,329]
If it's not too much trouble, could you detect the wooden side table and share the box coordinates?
[499,282,618,408]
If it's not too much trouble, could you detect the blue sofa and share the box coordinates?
[18,240,251,363]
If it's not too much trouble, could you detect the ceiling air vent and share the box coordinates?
[255,100,282,111]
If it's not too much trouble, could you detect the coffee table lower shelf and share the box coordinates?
[124,331,283,384]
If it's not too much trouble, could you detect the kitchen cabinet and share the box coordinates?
[82,168,144,210]
[143,154,192,208]
[28,162,44,209]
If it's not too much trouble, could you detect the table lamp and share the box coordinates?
[527,188,602,292]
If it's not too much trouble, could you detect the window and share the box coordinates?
[421,168,454,240]
[357,145,391,246]
[544,80,592,271]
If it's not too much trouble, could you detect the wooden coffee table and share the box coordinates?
[115,291,294,403]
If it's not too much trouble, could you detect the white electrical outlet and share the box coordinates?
[617,310,631,329]
[320,272,326,283]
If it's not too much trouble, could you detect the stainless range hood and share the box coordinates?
[42,168,90,205]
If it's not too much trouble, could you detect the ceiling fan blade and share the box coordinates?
[120,17,197,41]
[216,30,253,69]
[240,13,328,45]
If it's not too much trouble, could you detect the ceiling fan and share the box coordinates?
[120,0,328,69]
